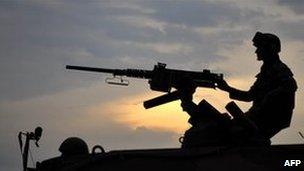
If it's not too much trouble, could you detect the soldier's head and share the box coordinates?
[252,32,281,61]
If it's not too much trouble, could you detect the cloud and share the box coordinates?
[0,0,246,101]
[131,42,193,55]
[141,1,243,27]
[0,1,168,101]
[275,21,304,41]
[211,39,260,77]
[1,1,304,170]
[277,0,304,14]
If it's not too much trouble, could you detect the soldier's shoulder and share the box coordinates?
[271,61,293,78]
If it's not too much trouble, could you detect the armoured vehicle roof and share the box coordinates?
[37,144,304,171]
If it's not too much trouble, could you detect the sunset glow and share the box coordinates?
[86,86,251,134]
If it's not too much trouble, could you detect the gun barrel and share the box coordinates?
[66,65,153,79]
[66,65,117,74]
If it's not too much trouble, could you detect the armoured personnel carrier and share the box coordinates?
[19,131,304,171]
[18,63,304,170]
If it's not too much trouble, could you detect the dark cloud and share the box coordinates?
[1,0,248,101]
[141,1,240,27]
[0,1,154,101]
[277,0,304,14]
[276,21,304,42]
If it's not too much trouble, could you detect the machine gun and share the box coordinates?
[66,63,223,109]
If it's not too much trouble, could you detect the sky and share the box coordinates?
[0,0,304,170]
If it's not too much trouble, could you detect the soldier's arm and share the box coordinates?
[217,79,253,102]
[260,77,297,107]
[228,88,254,102]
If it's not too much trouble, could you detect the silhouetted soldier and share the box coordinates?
[179,32,297,147]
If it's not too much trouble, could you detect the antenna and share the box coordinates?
[18,127,43,171]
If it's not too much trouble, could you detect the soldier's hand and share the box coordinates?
[216,79,232,92]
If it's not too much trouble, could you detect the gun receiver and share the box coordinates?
[66,63,223,109]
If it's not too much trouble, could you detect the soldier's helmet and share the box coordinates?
[59,137,89,157]
[252,32,281,53]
